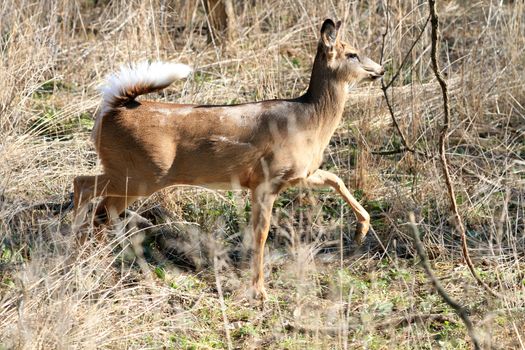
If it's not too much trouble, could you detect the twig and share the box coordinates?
[408,212,481,350]
[384,15,431,90]
[428,0,500,298]
[380,88,431,158]
[379,1,431,159]
[379,0,389,65]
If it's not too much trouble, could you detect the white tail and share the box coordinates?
[93,61,192,142]
[74,19,384,300]
[99,61,192,112]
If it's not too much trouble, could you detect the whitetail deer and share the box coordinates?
[73,19,384,300]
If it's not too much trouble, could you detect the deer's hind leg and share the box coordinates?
[73,173,152,241]
[73,174,111,232]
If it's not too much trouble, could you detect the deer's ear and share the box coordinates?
[320,19,341,48]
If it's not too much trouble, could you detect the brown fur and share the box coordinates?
[73,19,384,300]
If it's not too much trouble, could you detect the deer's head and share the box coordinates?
[318,19,384,86]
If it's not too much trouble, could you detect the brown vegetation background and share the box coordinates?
[0,0,524,348]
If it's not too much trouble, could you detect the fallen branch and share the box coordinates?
[371,147,409,156]
[378,313,454,329]
[283,312,455,335]
[428,0,500,298]
[14,193,74,218]
[31,200,73,215]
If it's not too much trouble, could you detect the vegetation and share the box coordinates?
[1,0,524,348]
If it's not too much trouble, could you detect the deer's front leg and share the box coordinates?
[250,183,278,300]
[304,169,370,244]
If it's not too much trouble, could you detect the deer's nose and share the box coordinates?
[379,67,385,75]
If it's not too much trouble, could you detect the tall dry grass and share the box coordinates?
[1,0,524,348]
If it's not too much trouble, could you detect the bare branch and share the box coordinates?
[380,87,432,158]
[384,15,430,90]
[380,1,432,159]
[428,0,500,298]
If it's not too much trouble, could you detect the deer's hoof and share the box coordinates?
[355,222,369,246]
[249,283,268,301]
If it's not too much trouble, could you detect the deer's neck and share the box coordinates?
[302,54,349,135]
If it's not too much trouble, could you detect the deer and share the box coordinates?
[73,18,384,300]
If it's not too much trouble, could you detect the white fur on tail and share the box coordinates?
[99,61,192,113]
[93,61,192,142]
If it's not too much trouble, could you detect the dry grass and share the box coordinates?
[1,0,524,349]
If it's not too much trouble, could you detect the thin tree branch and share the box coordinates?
[408,213,482,350]
[380,87,431,158]
[428,0,500,298]
[379,0,389,65]
[384,15,430,90]
[379,1,431,159]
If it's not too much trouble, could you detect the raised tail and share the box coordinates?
[92,61,191,143]
[99,61,192,113]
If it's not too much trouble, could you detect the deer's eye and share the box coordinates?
[346,52,359,60]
